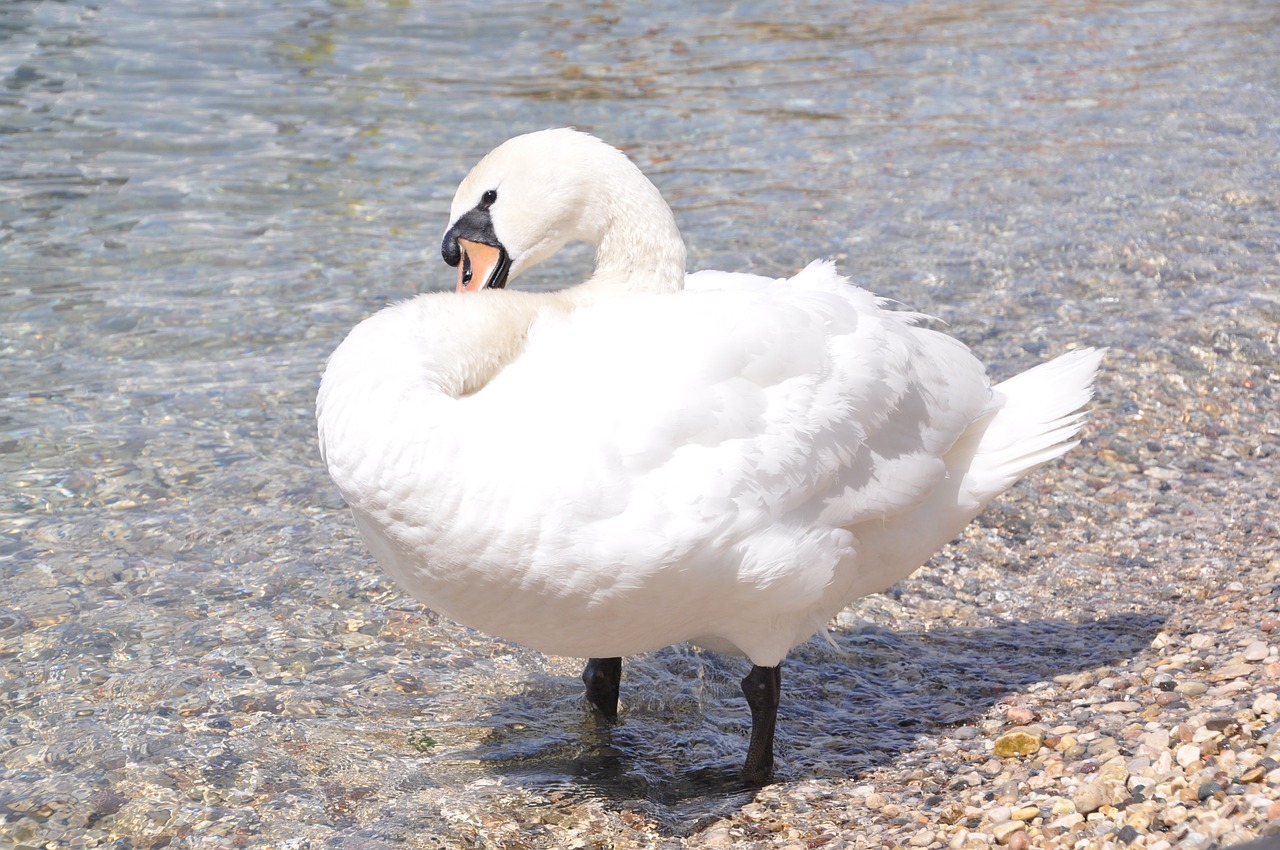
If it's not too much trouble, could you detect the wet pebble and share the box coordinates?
[992,821,1026,845]
[1244,641,1270,662]
[992,727,1045,758]
[1177,744,1203,768]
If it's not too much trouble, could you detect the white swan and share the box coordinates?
[317,128,1103,784]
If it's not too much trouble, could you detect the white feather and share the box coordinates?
[317,129,1103,669]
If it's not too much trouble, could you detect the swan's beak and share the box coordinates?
[454,238,511,293]
[442,209,511,292]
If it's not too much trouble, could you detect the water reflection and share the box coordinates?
[1,0,1276,844]
[428,613,1162,833]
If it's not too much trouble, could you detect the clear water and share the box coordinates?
[2,0,1277,843]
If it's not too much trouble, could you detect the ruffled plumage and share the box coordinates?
[319,254,1101,665]
[317,128,1102,780]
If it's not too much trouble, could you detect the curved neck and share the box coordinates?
[574,155,687,303]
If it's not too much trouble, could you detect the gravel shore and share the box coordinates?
[3,0,1277,847]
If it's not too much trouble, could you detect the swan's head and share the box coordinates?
[441,128,680,293]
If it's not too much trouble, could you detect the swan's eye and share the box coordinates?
[480,189,497,209]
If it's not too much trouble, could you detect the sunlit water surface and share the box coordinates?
[2,0,1277,842]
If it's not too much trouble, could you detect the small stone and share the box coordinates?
[864,793,886,809]
[1176,744,1202,768]
[1098,758,1129,786]
[1116,824,1140,845]
[1244,641,1270,662]
[1006,832,1030,850]
[908,829,936,846]
[1239,765,1266,783]
[1252,694,1280,716]
[1012,806,1039,822]
[993,726,1045,758]
[1193,725,1220,743]
[1204,716,1239,734]
[1067,672,1095,690]
[1176,681,1207,696]
[1270,800,1280,822]
[1209,661,1255,682]
[1138,728,1170,755]
[1005,707,1037,725]
[987,806,1012,825]
[701,826,733,847]
[1150,673,1176,691]
[1073,760,1129,815]
[1073,784,1107,815]
[1124,804,1154,831]
[1050,798,1076,817]
[992,821,1026,844]
[1050,812,1084,831]
[1198,781,1223,801]
[1101,701,1140,713]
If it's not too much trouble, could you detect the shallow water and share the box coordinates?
[2,0,1278,845]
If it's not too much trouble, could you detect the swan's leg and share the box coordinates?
[740,663,781,784]
[582,656,622,722]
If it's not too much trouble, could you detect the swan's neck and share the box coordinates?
[573,157,686,304]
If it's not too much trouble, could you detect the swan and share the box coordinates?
[316,128,1103,784]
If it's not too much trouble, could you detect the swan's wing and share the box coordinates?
[452,262,992,635]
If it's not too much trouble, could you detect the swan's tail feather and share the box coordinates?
[966,347,1106,501]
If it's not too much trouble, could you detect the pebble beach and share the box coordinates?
[3,1,1278,848]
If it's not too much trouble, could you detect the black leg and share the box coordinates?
[740,663,781,785]
[582,657,622,722]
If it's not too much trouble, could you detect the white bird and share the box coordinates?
[317,128,1103,784]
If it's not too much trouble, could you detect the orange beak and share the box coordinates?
[456,239,506,293]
